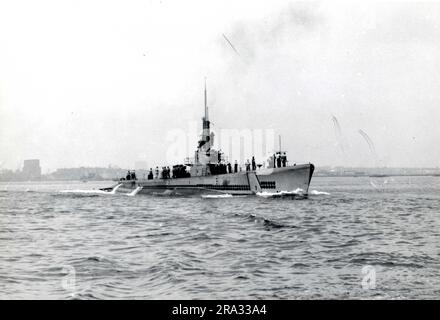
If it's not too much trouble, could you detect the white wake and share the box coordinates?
[256,188,305,198]
[59,183,122,195]
[310,190,331,195]
[126,186,142,197]
[201,194,234,199]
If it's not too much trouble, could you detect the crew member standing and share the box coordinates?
[251,156,256,171]
[234,160,238,173]
[246,159,250,171]
[282,154,287,167]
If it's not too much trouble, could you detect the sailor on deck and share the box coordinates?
[277,154,282,168]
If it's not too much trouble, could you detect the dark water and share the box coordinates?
[1,176,440,299]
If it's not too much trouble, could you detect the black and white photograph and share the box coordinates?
[1,0,440,307]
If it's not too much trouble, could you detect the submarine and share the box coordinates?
[102,83,314,196]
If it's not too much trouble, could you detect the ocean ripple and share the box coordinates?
[1,177,440,299]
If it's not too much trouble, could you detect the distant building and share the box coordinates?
[22,159,41,180]
[49,166,128,181]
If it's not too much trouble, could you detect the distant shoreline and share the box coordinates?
[1,174,440,183]
[315,174,440,178]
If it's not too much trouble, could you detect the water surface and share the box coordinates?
[1,176,439,299]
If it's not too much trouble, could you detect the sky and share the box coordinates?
[1,0,440,172]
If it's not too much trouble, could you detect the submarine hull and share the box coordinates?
[115,163,314,196]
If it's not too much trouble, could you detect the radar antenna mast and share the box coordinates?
[204,77,208,122]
